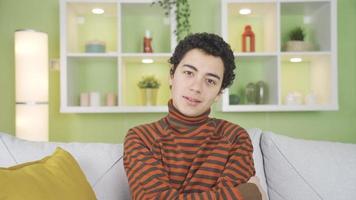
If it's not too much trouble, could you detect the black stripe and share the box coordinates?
[225,182,238,200]
[220,188,228,200]
[194,173,219,181]
[207,191,213,200]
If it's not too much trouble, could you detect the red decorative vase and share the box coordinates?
[242,25,255,52]
[143,30,153,53]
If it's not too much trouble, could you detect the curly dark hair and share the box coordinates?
[169,32,236,91]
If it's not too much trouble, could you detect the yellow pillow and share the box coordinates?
[0,147,96,200]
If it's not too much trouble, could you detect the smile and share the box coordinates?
[183,96,202,104]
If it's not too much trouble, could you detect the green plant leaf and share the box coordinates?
[152,0,191,42]
[288,26,305,41]
[137,75,161,89]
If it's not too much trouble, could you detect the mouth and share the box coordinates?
[183,96,202,105]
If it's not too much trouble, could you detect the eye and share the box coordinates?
[183,70,194,77]
[206,78,217,86]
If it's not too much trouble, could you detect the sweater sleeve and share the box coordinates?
[215,129,256,198]
[218,128,255,183]
[123,129,180,200]
[178,129,256,199]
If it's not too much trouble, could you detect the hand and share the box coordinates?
[248,176,268,200]
[237,182,262,200]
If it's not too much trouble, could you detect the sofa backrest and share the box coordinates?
[0,132,130,200]
[0,129,268,200]
[246,128,269,198]
[261,131,356,200]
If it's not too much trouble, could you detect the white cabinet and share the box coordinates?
[220,0,338,112]
[60,0,176,113]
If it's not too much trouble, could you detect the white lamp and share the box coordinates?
[15,29,48,141]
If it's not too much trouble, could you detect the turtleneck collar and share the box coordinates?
[166,99,211,134]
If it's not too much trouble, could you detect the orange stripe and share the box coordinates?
[124,108,254,199]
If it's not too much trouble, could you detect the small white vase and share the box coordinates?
[305,92,317,105]
[285,91,303,105]
[89,92,101,106]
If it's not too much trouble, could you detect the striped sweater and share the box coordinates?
[123,100,255,199]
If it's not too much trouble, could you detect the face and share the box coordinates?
[170,48,224,117]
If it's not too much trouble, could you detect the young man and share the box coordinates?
[124,33,261,199]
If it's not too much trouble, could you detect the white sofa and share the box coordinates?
[1,129,356,200]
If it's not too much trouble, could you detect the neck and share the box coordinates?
[166,99,211,134]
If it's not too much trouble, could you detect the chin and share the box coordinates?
[181,108,203,117]
[174,97,205,116]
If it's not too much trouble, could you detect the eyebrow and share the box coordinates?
[183,64,221,80]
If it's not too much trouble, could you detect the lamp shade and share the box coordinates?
[15,30,48,102]
[16,104,48,141]
[15,30,48,141]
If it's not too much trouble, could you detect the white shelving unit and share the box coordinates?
[60,0,338,113]
[60,0,175,113]
[220,0,338,112]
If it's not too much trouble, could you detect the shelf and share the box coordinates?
[67,52,118,57]
[65,2,118,53]
[61,0,337,113]
[281,51,331,56]
[281,1,332,52]
[60,0,175,113]
[120,56,170,106]
[220,0,337,112]
[121,2,171,53]
[225,1,277,53]
[280,54,333,106]
[228,55,278,105]
[61,105,168,113]
[66,57,118,107]
[121,53,172,58]
[221,104,338,112]
[234,52,277,57]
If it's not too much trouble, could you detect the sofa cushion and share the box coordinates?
[246,128,269,200]
[0,147,96,200]
[0,132,130,200]
[261,131,356,200]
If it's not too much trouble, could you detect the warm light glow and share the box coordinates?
[239,8,251,15]
[15,30,48,141]
[290,57,303,63]
[92,8,104,14]
[16,104,48,141]
[142,58,154,64]
[15,30,48,102]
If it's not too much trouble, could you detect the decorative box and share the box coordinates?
[85,40,106,53]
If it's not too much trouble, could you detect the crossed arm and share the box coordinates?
[123,130,261,200]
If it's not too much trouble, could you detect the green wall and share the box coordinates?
[0,0,355,143]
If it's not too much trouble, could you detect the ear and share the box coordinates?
[169,74,173,85]
[169,74,174,91]
[168,73,175,91]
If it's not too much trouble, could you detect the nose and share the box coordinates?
[189,77,203,94]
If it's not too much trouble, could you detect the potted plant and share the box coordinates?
[285,26,313,51]
[152,0,191,41]
[137,75,161,106]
